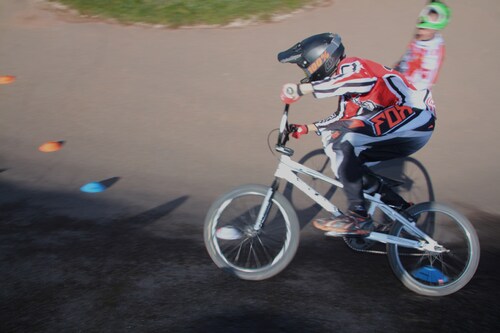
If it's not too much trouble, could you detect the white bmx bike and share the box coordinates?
[204,104,480,296]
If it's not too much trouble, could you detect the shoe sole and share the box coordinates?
[313,221,370,236]
[325,230,370,238]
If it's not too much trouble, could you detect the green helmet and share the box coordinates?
[417,1,451,30]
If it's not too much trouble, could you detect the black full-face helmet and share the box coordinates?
[278,33,345,83]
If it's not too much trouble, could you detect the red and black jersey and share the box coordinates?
[311,57,435,136]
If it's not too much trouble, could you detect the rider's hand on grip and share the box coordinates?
[280,83,301,104]
[288,124,309,139]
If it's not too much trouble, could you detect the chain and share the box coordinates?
[343,237,388,254]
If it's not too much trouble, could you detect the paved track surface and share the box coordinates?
[1,1,500,332]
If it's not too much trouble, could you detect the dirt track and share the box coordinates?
[1,0,500,332]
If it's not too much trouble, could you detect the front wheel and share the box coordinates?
[204,184,300,280]
[387,202,480,296]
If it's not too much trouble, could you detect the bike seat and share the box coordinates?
[376,174,405,188]
[363,166,405,189]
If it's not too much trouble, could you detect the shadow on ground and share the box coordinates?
[0,181,499,332]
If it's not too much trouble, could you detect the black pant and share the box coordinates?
[328,132,432,212]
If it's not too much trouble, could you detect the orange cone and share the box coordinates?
[0,76,15,84]
[38,141,64,152]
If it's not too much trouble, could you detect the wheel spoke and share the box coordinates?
[255,235,273,263]
[246,241,257,268]
[234,241,244,263]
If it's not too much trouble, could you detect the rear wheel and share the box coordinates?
[387,202,480,296]
[204,184,300,280]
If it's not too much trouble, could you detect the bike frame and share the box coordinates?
[255,106,445,253]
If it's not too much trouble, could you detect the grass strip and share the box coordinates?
[51,0,318,27]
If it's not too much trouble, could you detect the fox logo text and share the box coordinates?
[369,105,415,136]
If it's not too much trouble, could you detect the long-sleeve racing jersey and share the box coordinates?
[311,57,436,137]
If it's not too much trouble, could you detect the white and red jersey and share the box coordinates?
[396,33,445,91]
[311,57,435,137]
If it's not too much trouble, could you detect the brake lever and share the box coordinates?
[275,104,294,156]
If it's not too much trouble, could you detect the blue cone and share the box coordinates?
[412,266,449,284]
[80,182,106,193]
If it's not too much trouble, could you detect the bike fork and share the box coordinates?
[252,178,281,231]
